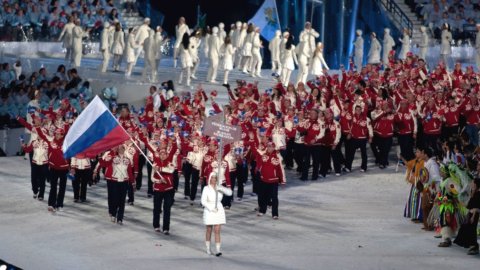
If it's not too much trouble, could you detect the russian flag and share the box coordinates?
[62,96,130,159]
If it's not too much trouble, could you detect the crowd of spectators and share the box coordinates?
[407,0,480,42]
[0,0,128,42]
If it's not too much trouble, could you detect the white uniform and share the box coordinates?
[154,31,164,72]
[398,33,410,60]
[241,32,254,73]
[296,34,311,85]
[269,31,282,75]
[236,28,247,69]
[310,49,329,76]
[207,28,221,83]
[231,23,243,67]
[58,22,75,62]
[222,43,235,84]
[299,28,319,59]
[142,29,157,81]
[111,30,125,71]
[189,36,201,79]
[353,34,364,70]
[440,29,452,68]
[134,24,151,65]
[201,182,232,225]
[367,36,381,64]
[249,32,262,77]
[99,25,112,73]
[281,45,298,86]
[418,29,429,60]
[178,43,193,86]
[72,25,85,67]
[382,29,395,65]
[125,33,139,76]
[173,23,190,67]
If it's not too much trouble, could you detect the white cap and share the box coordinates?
[356,29,362,35]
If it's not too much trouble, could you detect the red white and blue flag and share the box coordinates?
[62,96,129,159]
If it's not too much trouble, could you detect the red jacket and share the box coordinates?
[463,102,480,125]
[96,151,135,183]
[442,105,461,127]
[296,119,323,145]
[372,111,395,138]
[422,107,442,135]
[394,110,416,135]
[36,128,69,171]
[255,150,285,184]
[350,114,373,139]
[318,120,341,147]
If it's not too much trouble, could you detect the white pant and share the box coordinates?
[250,50,262,76]
[179,67,191,86]
[100,50,110,72]
[271,60,282,76]
[281,68,292,86]
[296,55,309,85]
[354,54,363,70]
[142,57,157,81]
[207,57,219,82]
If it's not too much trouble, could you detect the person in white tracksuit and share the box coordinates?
[201,172,232,256]
[309,42,329,77]
[178,33,193,87]
[189,30,202,80]
[125,28,139,77]
[418,26,429,61]
[296,22,319,84]
[281,35,298,86]
[249,27,263,78]
[231,21,243,68]
[241,24,255,73]
[222,36,235,85]
[142,29,157,81]
[269,30,282,76]
[58,16,75,64]
[353,29,364,70]
[133,17,151,66]
[111,23,125,72]
[207,26,221,83]
[367,32,381,65]
[440,23,453,70]
[72,19,88,68]
[99,22,112,73]
[382,28,395,67]
[218,22,226,47]
[398,28,410,60]
[174,17,190,68]
[236,23,248,70]
[154,26,166,74]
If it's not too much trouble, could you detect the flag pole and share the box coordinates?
[214,110,225,210]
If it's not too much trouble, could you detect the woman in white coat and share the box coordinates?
[249,27,263,77]
[281,35,298,86]
[241,24,255,73]
[367,32,381,65]
[72,19,88,68]
[310,42,329,77]
[178,33,193,86]
[382,28,395,66]
[207,27,221,83]
[417,26,429,60]
[221,36,235,85]
[398,28,411,60]
[125,27,139,77]
[201,172,232,256]
[269,30,282,76]
[440,23,452,69]
[173,17,189,68]
[111,23,125,72]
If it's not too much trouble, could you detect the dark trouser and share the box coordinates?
[127,181,135,203]
[442,125,458,141]
[258,180,279,217]
[189,168,200,201]
[107,181,128,221]
[285,138,295,168]
[236,161,248,198]
[319,145,332,177]
[32,163,48,198]
[183,162,193,197]
[48,169,68,208]
[370,136,380,164]
[398,134,415,162]
[293,143,305,172]
[147,162,153,195]
[332,134,346,173]
[136,154,146,190]
[173,170,179,192]
[73,169,90,200]
[345,138,368,171]
[250,161,259,194]
[222,171,237,207]
[422,133,440,155]
[375,136,392,167]
[153,189,174,231]
[302,145,321,180]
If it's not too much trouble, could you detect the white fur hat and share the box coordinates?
[384,28,390,34]
[356,29,362,35]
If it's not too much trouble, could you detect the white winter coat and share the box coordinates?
[382,33,395,63]
[174,24,190,48]
[367,37,381,64]
[72,25,85,67]
[201,178,232,225]
[310,50,329,76]
[299,29,319,58]
[154,32,164,59]
[111,30,125,55]
[269,35,282,62]
[125,33,139,63]
[354,36,364,57]
[208,34,221,59]
[440,30,452,55]
[189,36,201,63]
[179,44,193,68]
[242,32,254,57]
[398,34,410,60]
[100,28,110,51]
[59,22,75,48]
[283,45,298,70]
[135,24,151,47]
[222,43,235,70]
